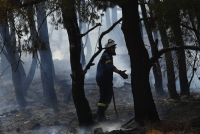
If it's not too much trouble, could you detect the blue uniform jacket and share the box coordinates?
[96,50,116,84]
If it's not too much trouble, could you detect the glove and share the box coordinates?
[118,70,128,79]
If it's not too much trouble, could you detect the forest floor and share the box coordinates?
[0,70,200,134]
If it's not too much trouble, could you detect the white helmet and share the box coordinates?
[104,39,117,48]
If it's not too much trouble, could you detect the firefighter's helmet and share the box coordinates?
[104,39,117,48]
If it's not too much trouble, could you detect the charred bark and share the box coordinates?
[170,12,190,96]
[61,5,94,127]
[140,2,165,95]
[188,14,200,46]
[121,1,159,123]
[157,20,179,99]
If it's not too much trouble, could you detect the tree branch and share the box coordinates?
[79,23,101,38]
[189,51,198,87]
[0,61,18,77]
[0,45,11,63]
[36,5,59,36]
[83,17,123,74]
[180,23,200,35]
[150,46,200,67]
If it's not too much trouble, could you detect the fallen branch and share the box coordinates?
[83,17,123,74]
[121,117,135,128]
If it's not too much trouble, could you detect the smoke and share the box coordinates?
[95,123,122,132]
[36,126,70,134]
[78,122,123,134]
[113,74,125,88]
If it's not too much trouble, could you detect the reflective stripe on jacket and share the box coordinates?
[96,50,116,83]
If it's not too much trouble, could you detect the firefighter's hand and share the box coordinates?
[118,70,128,79]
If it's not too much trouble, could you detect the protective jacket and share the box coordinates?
[96,50,116,84]
[96,50,116,116]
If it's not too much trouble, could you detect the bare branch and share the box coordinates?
[0,61,18,77]
[0,43,11,63]
[79,23,101,38]
[150,46,200,67]
[83,17,123,74]
[37,5,59,37]
[189,51,198,87]
[98,17,123,49]
[180,23,200,35]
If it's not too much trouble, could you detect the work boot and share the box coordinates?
[96,114,110,122]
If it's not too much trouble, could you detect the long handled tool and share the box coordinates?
[112,87,119,118]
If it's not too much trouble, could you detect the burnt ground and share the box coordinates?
[0,71,200,134]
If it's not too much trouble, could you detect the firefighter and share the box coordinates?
[96,39,128,122]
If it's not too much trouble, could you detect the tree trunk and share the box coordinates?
[22,6,39,95]
[0,24,27,108]
[36,3,58,108]
[140,3,165,95]
[1,51,10,75]
[157,20,179,99]
[82,22,92,62]
[106,8,112,29]
[139,21,143,39]
[105,8,114,39]
[121,1,159,123]
[61,5,94,127]
[9,15,27,85]
[194,7,200,45]
[112,6,122,45]
[78,11,86,68]
[23,55,37,94]
[170,11,190,96]
[188,14,200,45]
[81,0,92,62]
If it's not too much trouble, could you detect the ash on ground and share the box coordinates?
[0,70,200,134]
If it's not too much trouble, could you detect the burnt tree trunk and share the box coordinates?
[61,5,94,127]
[140,2,165,95]
[170,11,190,96]
[121,0,160,123]
[157,20,179,99]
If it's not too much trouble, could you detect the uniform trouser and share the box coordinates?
[97,81,113,116]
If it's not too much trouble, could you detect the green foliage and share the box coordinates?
[151,0,200,46]
[0,0,119,55]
